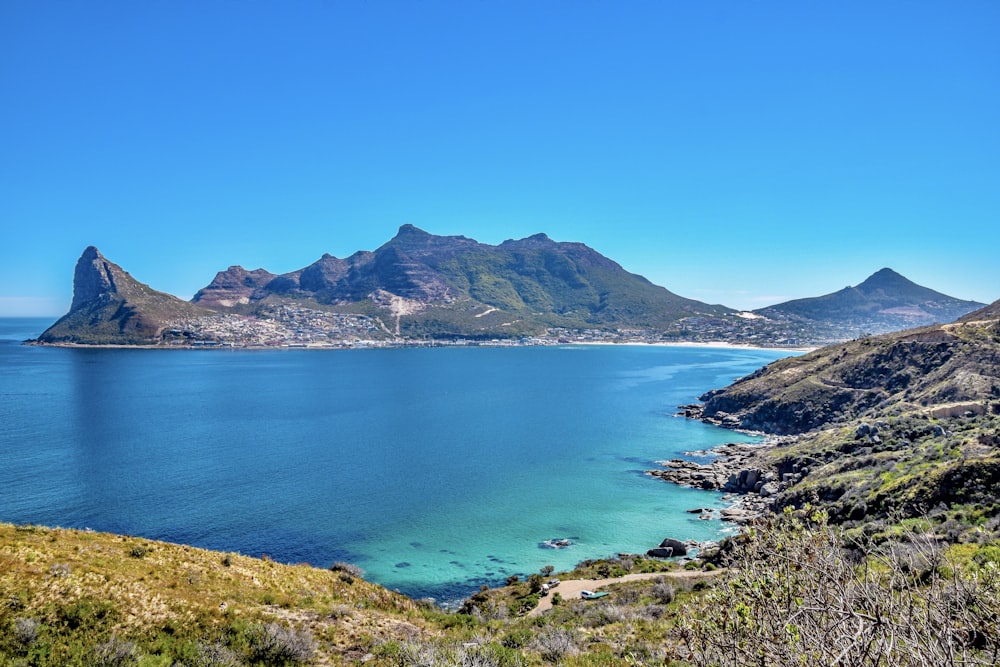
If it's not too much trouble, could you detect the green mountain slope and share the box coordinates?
[193,224,733,336]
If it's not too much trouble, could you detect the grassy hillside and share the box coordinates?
[4,513,999,666]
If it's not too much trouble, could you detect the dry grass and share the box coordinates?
[0,523,437,664]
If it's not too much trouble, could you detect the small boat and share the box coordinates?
[581,590,608,600]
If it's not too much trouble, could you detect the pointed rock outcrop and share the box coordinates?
[38,247,208,345]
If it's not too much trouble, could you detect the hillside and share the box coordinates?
[698,299,1000,435]
[36,247,211,345]
[670,298,1000,544]
[754,268,985,340]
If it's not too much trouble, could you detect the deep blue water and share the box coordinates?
[0,318,792,603]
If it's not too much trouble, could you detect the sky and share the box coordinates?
[2,1,998,317]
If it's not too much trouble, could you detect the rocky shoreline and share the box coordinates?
[646,408,800,526]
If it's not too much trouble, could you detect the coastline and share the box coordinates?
[646,422,795,526]
[567,340,817,353]
[26,339,818,353]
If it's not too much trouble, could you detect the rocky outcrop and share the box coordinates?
[192,266,277,308]
[646,538,691,558]
[647,442,779,492]
[38,247,209,345]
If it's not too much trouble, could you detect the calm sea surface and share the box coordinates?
[0,317,793,603]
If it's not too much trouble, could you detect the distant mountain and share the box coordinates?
[37,229,735,345]
[697,297,1000,434]
[754,268,986,339]
[193,224,734,337]
[37,247,210,345]
[36,234,991,347]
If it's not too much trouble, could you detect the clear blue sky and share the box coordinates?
[2,1,998,317]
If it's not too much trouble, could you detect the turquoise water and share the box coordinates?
[0,318,792,603]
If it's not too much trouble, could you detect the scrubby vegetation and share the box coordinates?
[8,512,997,665]
[673,509,1000,665]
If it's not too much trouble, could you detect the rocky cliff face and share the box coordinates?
[70,246,119,310]
[38,247,209,345]
[192,266,277,308]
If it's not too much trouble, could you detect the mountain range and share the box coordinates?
[36,226,988,345]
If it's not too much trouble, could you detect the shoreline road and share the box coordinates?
[529,569,724,616]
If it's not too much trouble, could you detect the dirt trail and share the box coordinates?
[530,569,723,616]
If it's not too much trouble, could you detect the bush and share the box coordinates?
[92,636,139,667]
[13,617,40,647]
[651,582,675,604]
[531,628,576,663]
[249,622,315,663]
[193,641,243,667]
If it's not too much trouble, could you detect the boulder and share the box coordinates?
[658,538,688,556]
[759,482,781,497]
[646,547,674,558]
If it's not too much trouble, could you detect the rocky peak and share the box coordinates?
[71,246,119,311]
[856,268,920,295]
[393,224,431,240]
[192,265,277,308]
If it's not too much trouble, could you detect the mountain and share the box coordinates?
[192,224,734,337]
[754,268,985,340]
[37,234,989,347]
[192,265,277,308]
[37,247,210,345]
[697,297,1000,434]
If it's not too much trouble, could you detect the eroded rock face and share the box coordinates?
[193,266,277,308]
[39,247,208,345]
[71,246,118,311]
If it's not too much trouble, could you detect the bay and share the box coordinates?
[0,317,793,603]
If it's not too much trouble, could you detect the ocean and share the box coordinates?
[0,317,793,603]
